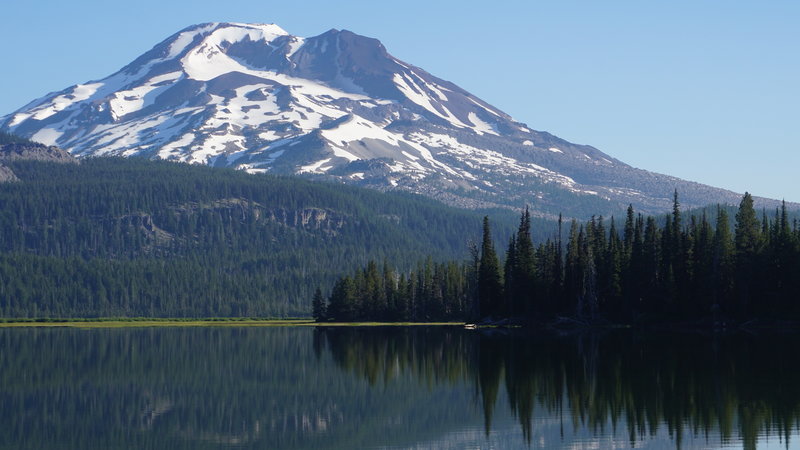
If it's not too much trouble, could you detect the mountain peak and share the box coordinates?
[226,22,289,34]
[1,23,791,216]
[177,21,290,36]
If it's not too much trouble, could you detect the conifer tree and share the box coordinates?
[564,220,581,315]
[552,214,564,311]
[383,262,396,320]
[466,241,480,320]
[312,287,327,321]
[395,273,409,320]
[512,208,535,316]
[504,235,517,313]
[693,213,715,312]
[623,205,635,260]
[734,192,760,315]
[605,217,623,313]
[642,216,661,309]
[478,216,503,318]
[712,207,734,314]
[578,225,598,318]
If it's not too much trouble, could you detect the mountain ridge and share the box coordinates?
[1,22,794,217]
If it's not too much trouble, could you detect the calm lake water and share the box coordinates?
[1,326,798,449]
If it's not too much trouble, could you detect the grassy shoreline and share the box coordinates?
[0,318,465,328]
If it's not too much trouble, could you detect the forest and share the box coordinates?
[0,157,533,318]
[0,131,33,145]
[2,141,798,323]
[318,192,800,325]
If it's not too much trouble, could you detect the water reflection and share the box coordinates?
[1,326,798,449]
[316,327,800,450]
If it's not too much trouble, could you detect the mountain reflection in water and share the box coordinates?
[1,326,798,449]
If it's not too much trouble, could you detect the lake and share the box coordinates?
[1,326,798,449]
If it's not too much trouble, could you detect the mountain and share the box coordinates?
[0,22,791,216]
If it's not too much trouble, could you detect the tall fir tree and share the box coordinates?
[478,216,503,318]
[312,287,326,321]
[734,192,761,316]
[512,208,535,317]
[564,220,582,315]
[712,207,734,314]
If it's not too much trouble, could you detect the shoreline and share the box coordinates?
[0,318,465,328]
[2,317,797,333]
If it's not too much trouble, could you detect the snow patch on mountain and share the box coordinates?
[392,73,468,128]
[467,112,498,136]
[109,72,182,119]
[31,128,63,146]
[300,157,332,173]
[10,83,102,125]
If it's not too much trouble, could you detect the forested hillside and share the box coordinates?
[0,157,541,318]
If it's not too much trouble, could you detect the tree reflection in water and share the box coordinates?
[317,327,800,450]
[2,326,798,449]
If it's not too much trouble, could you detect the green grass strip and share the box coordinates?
[0,318,465,328]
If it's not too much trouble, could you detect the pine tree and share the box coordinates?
[512,208,535,317]
[312,287,327,321]
[578,225,598,318]
[734,192,761,316]
[478,216,503,319]
[623,205,635,261]
[605,217,623,315]
[504,235,517,314]
[395,273,409,321]
[466,241,480,321]
[712,207,734,313]
[564,220,581,315]
[382,261,396,320]
[693,213,715,314]
[643,216,661,311]
[552,214,564,312]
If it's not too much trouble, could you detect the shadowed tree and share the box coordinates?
[478,216,503,318]
[312,287,326,321]
[734,192,761,317]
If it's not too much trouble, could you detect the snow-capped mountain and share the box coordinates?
[0,23,785,216]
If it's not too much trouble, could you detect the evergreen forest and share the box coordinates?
[319,192,800,325]
[0,131,33,145]
[0,157,534,318]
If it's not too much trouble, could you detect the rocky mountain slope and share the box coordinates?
[0,23,789,216]
[0,132,77,182]
[0,142,76,164]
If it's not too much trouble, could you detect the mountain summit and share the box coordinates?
[0,23,785,216]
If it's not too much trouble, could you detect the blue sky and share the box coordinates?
[2,0,798,202]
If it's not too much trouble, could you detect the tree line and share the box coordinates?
[0,158,517,318]
[317,191,800,324]
[0,131,34,145]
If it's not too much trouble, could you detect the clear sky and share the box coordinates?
[2,1,798,202]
